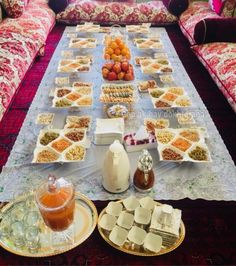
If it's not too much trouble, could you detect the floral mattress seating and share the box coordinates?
[192,43,236,112]
[56,0,177,25]
[0,0,55,122]
[178,0,236,111]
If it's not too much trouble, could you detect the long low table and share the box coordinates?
[0,27,235,202]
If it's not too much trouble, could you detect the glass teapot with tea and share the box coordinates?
[133,150,155,192]
[35,175,75,232]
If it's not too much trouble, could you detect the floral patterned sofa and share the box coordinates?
[179,0,236,112]
[56,0,178,25]
[0,0,55,122]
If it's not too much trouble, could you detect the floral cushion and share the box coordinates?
[56,0,177,25]
[0,0,55,121]
[1,0,26,18]
[192,42,236,112]
[220,0,236,17]
[0,0,55,48]
[179,2,220,45]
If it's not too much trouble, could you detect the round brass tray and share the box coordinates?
[0,192,98,257]
[97,200,185,256]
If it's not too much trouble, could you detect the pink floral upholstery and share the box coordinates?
[0,0,55,121]
[192,43,236,112]
[1,0,26,18]
[221,0,236,17]
[179,2,220,45]
[56,0,177,25]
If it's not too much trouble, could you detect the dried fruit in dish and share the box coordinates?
[162,93,178,102]
[65,145,85,161]
[73,82,93,88]
[66,93,81,101]
[36,149,59,163]
[160,75,174,84]
[55,99,72,107]
[162,148,183,161]
[155,100,171,108]
[176,113,195,125]
[135,57,151,66]
[155,130,175,144]
[145,119,169,133]
[36,113,54,125]
[65,116,91,129]
[65,130,85,142]
[150,90,165,98]
[137,80,157,92]
[69,38,97,48]
[75,87,92,95]
[175,97,191,107]
[188,146,208,161]
[171,137,191,152]
[40,132,59,146]
[77,96,92,106]
[179,130,200,142]
[51,138,71,152]
[57,88,71,97]
[168,87,184,96]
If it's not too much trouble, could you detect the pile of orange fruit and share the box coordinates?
[104,37,131,62]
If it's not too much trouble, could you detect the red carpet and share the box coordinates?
[0,25,236,265]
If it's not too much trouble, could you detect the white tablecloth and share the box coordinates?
[0,27,235,201]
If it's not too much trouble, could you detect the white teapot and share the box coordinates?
[102,140,130,193]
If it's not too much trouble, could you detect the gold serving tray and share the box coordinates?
[97,200,185,256]
[0,192,98,257]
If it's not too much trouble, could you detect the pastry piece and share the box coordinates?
[137,80,157,92]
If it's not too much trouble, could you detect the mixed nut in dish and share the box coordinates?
[149,87,191,109]
[52,84,93,108]
[155,128,211,162]
[32,128,87,163]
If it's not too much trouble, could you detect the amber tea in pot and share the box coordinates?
[35,175,75,231]
[133,149,155,192]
